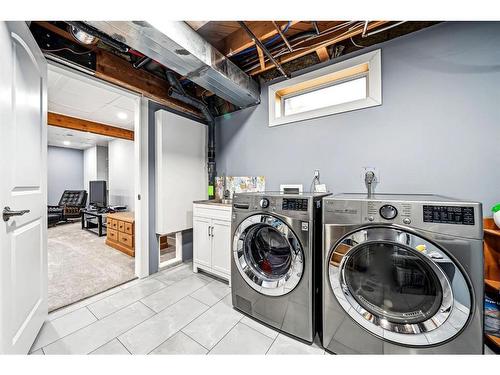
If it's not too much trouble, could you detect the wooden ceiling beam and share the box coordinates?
[316,47,330,62]
[186,21,211,31]
[223,21,302,56]
[248,21,388,75]
[32,22,203,119]
[256,46,266,70]
[48,112,134,141]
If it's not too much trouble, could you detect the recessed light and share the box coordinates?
[63,140,71,146]
[117,112,128,120]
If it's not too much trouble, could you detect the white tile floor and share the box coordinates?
[30,262,325,355]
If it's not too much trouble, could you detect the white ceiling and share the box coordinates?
[47,69,136,150]
[48,126,116,150]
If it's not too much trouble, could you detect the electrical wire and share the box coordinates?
[231,21,292,57]
[350,36,366,48]
[42,47,92,55]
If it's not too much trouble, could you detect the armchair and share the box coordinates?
[48,190,87,226]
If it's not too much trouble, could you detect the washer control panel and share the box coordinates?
[282,198,308,211]
[366,201,412,224]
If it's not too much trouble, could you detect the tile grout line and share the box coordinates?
[86,305,100,321]
[42,265,217,354]
[143,295,212,355]
[34,306,100,353]
[87,280,171,319]
[238,320,278,341]
[142,277,213,315]
[47,285,124,321]
[265,333,280,355]
[42,300,157,354]
[204,314,244,354]
[116,337,133,355]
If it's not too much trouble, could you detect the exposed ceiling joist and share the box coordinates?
[316,47,330,62]
[248,21,388,75]
[48,112,134,141]
[186,21,210,31]
[223,21,301,57]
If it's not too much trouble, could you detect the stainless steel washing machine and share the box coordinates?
[322,194,484,354]
[231,192,330,343]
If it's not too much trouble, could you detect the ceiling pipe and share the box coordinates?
[238,21,289,79]
[85,21,260,108]
[311,21,320,35]
[361,21,369,37]
[271,21,293,52]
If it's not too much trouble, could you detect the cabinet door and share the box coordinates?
[211,219,232,275]
[193,216,212,268]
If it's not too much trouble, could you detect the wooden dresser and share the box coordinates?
[106,212,135,257]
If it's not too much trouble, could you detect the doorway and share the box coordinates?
[46,62,144,311]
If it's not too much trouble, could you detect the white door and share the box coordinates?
[0,21,48,354]
[193,217,212,268]
[211,219,231,275]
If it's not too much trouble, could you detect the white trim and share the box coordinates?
[268,49,382,127]
[47,61,149,279]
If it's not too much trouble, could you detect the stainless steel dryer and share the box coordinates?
[231,192,330,343]
[322,194,484,354]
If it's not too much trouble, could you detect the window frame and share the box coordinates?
[268,49,382,127]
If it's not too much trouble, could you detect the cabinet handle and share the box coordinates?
[210,226,214,237]
[208,225,211,237]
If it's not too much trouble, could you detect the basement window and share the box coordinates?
[268,49,382,127]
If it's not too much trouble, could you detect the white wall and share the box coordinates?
[108,139,135,210]
[155,110,207,234]
[83,146,97,195]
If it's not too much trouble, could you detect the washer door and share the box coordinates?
[328,226,471,346]
[233,214,304,296]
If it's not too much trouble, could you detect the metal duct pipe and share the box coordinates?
[85,21,260,108]
[166,70,216,199]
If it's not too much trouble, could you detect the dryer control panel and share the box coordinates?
[423,205,475,225]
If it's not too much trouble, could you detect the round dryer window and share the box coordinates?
[233,214,304,296]
[328,226,472,346]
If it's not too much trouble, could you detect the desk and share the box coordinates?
[81,210,107,237]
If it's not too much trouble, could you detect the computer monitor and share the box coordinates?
[89,180,107,208]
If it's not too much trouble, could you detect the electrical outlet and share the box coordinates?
[361,167,380,184]
[314,169,320,178]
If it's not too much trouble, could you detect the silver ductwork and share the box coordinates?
[85,21,260,108]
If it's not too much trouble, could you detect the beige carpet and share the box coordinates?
[48,222,135,312]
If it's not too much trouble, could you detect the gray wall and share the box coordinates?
[216,22,500,216]
[47,146,84,205]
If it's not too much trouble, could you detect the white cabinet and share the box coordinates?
[193,203,232,282]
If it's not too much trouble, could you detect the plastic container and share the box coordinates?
[485,284,500,338]
[493,203,500,228]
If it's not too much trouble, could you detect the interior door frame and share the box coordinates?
[46,61,149,278]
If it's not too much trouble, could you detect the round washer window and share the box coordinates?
[233,214,304,296]
[343,242,443,324]
[244,224,293,278]
[328,226,471,346]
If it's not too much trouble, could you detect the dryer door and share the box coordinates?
[328,226,472,346]
[233,214,304,296]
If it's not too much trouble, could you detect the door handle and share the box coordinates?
[208,225,211,237]
[3,206,30,222]
[210,226,214,237]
